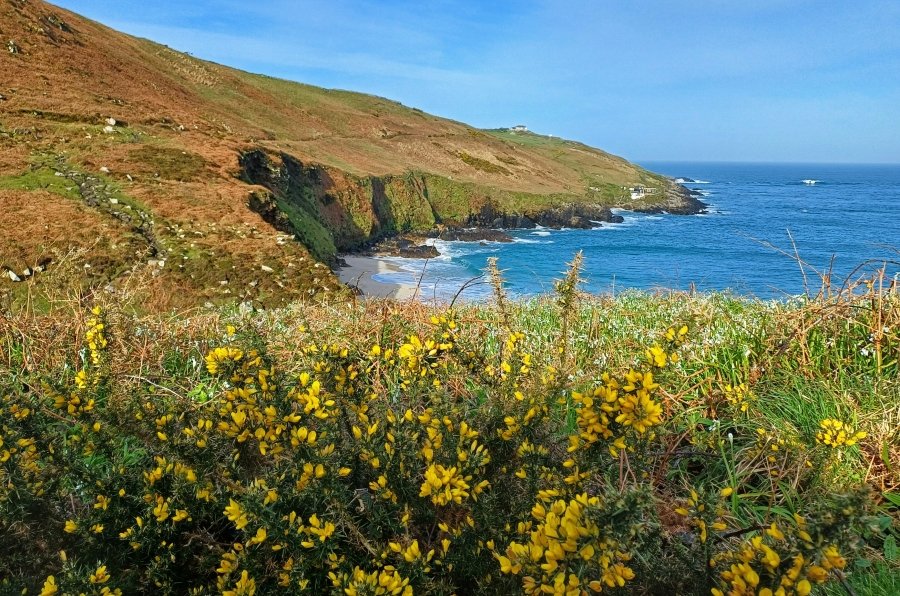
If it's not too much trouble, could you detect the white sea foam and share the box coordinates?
[513,238,553,244]
[426,239,467,260]
[531,230,551,236]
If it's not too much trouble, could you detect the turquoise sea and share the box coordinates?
[374,162,900,300]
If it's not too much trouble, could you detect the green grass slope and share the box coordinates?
[0,0,696,309]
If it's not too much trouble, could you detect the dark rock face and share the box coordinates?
[464,202,620,230]
[434,228,513,242]
[397,244,440,258]
[464,204,536,229]
[371,236,441,258]
[632,184,708,215]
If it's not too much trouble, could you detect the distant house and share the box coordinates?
[627,185,657,200]
[510,124,528,132]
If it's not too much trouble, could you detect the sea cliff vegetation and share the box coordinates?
[1,259,897,594]
[1,0,699,310]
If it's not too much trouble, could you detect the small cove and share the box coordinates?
[370,162,900,301]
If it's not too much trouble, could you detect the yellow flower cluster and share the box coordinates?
[416,415,490,506]
[46,307,109,420]
[329,565,413,596]
[498,493,635,594]
[39,565,122,596]
[420,463,472,506]
[568,369,663,459]
[48,381,95,418]
[0,395,45,498]
[204,346,244,375]
[394,322,455,389]
[815,419,866,449]
[208,348,336,458]
[4,309,875,595]
[665,324,689,344]
[710,515,847,596]
[222,569,256,596]
[85,306,108,367]
[645,325,687,369]
[498,331,533,383]
[724,382,754,413]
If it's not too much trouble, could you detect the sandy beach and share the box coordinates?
[337,255,419,300]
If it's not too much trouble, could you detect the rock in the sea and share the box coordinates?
[399,244,440,258]
[372,236,441,258]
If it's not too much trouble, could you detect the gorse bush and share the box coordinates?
[0,266,897,594]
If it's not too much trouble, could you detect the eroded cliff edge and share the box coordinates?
[239,149,706,265]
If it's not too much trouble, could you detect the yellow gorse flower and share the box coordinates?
[329,566,413,596]
[419,463,471,506]
[223,570,256,596]
[500,493,636,594]
[723,382,753,413]
[39,576,58,596]
[89,565,110,584]
[815,418,866,448]
[205,346,244,375]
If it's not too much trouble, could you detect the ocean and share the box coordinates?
[372,162,900,301]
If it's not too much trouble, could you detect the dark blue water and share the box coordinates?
[375,163,900,300]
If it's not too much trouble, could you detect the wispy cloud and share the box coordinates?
[102,20,490,88]
[52,0,900,161]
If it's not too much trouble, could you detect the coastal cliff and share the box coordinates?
[1,0,702,308]
[239,149,705,264]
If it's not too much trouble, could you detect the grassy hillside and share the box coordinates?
[0,0,695,311]
[1,264,897,594]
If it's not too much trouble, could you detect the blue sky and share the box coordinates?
[53,1,900,163]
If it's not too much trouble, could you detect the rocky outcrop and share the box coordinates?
[463,201,623,230]
[434,228,513,242]
[632,183,708,215]
[529,204,624,228]
[371,236,441,258]
[240,149,438,263]
[239,150,707,268]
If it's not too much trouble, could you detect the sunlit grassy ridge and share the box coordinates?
[1,265,898,594]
